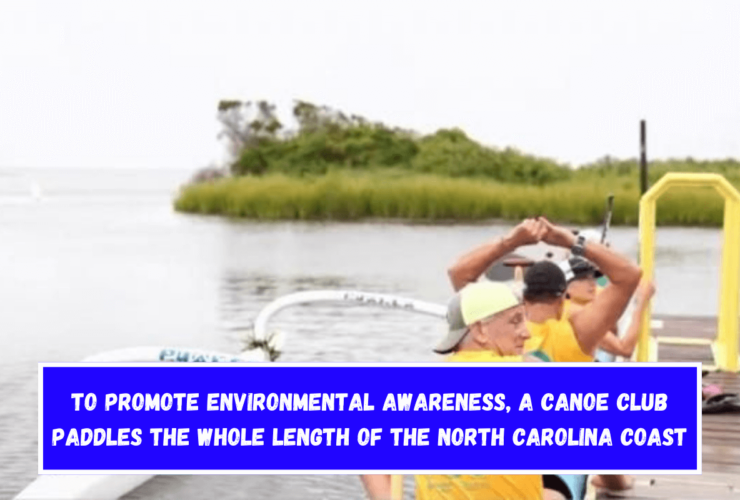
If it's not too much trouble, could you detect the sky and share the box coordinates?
[0,0,738,169]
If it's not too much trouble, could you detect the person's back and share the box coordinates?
[521,261,594,363]
[561,258,656,361]
[417,474,541,500]
[526,315,593,363]
[415,352,541,500]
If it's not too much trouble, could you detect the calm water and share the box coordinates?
[0,168,724,499]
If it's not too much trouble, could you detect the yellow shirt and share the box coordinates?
[414,350,544,500]
[525,311,593,363]
[445,350,523,363]
[416,475,543,500]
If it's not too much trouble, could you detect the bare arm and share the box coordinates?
[448,236,515,291]
[598,331,631,358]
[447,219,545,291]
[539,219,642,355]
[360,475,392,500]
[597,282,656,358]
[569,241,642,354]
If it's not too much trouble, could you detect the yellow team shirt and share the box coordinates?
[414,350,544,500]
[525,302,593,362]
[416,475,543,500]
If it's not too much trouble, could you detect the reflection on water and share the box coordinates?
[0,168,727,499]
[655,245,715,263]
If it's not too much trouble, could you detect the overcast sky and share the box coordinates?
[1,0,738,169]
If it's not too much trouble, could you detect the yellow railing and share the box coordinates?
[638,173,740,372]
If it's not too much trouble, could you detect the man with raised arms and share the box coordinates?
[447,217,642,500]
[448,217,642,363]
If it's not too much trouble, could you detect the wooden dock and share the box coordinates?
[593,315,740,499]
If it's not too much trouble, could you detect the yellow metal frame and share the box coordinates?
[638,173,740,372]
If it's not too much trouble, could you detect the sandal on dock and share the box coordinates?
[702,393,740,414]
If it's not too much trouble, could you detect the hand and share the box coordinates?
[504,218,547,248]
[538,217,576,249]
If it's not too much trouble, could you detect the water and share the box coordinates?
[0,168,724,499]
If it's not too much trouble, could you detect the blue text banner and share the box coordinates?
[39,363,701,474]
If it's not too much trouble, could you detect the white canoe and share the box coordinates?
[16,476,153,500]
[17,290,444,499]
[16,346,267,500]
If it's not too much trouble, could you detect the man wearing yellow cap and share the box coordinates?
[361,281,543,500]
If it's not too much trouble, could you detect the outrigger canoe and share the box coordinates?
[15,290,446,499]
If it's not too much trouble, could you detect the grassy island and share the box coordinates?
[176,100,739,226]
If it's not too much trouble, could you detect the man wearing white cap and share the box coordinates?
[432,281,531,357]
[418,281,544,499]
[361,281,544,500]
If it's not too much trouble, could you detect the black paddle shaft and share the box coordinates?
[601,194,615,244]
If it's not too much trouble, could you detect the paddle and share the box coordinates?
[597,194,614,287]
[600,194,615,244]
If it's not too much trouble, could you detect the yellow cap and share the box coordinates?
[460,281,520,325]
[434,281,520,353]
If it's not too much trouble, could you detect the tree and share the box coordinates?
[217,100,282,160]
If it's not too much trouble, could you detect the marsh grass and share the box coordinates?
[175,171,733,226]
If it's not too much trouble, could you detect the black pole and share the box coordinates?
[640,120,648,195]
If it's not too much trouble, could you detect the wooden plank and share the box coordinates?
[704,431,740,440]
[704,421,740,434]
[600,316,740,498]
[595,472,740,499]
[702,446,740,468]
[704,414,740,425]
[647,471,740,487]
[654,315,717,332]
[703,462,740,474]
[704,438,740,448]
